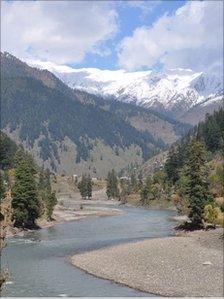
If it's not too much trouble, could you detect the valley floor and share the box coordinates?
[71,228,224,297]
[37,198,123,230]
[5,188,123,237]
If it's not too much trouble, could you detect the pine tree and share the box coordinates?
[78,174,88,199]
[140,176,152,204]
[106,171,112,199]
[185,139,213,227]
[0,210,7,290]
[86,174,92,200]
[140,187,148,205]
[12,150,40,228]
[45,192,57,220]
[137,171,143,190]
[130,171,138,192]
[120,179,132,202]
[0,173,5,200]
[0,131,17,170]
[38,168,57,220]
[106,169,119,199]
[165,145,181,184]
[78,174,92,199]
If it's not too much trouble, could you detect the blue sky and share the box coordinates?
[1,1,223,75]
[76,1,188,70]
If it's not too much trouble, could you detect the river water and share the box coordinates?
[2,205,176,297]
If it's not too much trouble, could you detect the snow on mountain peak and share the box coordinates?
[27,59,223,116]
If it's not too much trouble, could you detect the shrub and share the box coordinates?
[203,204,220,225]
[216,212,224,228]
[215,197,224,212]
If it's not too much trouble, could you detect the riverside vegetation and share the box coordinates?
[1,108,223,292]
[0,134,57,228]
[104,108,224,229]
[0,132,57,288]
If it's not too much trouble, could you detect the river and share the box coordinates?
[2,205,176,297]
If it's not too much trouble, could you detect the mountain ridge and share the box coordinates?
[1,52,189,176]
[28,59,223,121]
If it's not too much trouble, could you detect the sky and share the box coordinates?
[1,0,223,75]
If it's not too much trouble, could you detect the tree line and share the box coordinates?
[1,53,166,171]
[0,132,57,229]
[165,138,214,227]
[146,108,224,228]
[104,108,223,229]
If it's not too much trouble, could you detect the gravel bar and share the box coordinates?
[71,229,224,297]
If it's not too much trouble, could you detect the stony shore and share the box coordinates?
[6,198,123,237]
[38,202,123,228]
[71,228,224,297]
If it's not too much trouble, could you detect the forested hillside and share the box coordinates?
[76,90,192,143]
[165,108,224,185]
[163,108,223,227]
[1,52,190,176]
[117,108,223,228]
[0,131,18,170]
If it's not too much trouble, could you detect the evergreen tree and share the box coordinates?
[120,179,132,202]
[13,148,37,175]
[140,176,153,204]
[45,192,57,220]
[38,168,57,220]
[0,210,7,290]
[0,173,5,200]
[106,169,119,199]
[130,171,138,192]
[12,150,40,228]
[196,109,223,152]
[78,174,87,199]
[184,139,213,227]
[106,171,112,199]
[86,174,92,200]
[38,168,50,191]
[0,131,17,170]
[137,171,143,190]
[165,145,181,184]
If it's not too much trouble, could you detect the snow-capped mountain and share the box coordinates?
[28,60,223,118]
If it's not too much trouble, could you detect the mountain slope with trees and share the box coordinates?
[1,52,190,176]
[75,90,191,144]
[116,108,223,228]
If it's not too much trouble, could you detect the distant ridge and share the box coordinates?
[29,59,223,121]
[1,52,190,176]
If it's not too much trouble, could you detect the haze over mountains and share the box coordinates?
[1,52,191,176]
[29,60,223,124]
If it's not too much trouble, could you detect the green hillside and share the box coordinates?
[1,52,190,176]
[130,108,223,228]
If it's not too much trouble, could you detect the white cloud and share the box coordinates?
[126,1,161,17]
[1,1,118,64]
[27,59,76,74]
[118,1,223,75]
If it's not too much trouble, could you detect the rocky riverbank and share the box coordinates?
[5,196,123,237]
[71,228,224,297]
[5,201,123,237]
[38,201,123,229]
